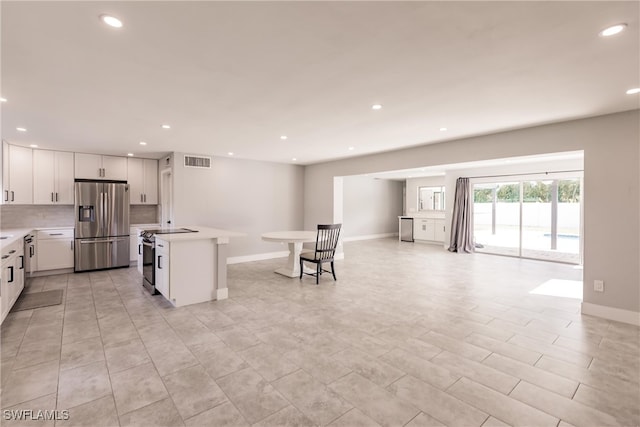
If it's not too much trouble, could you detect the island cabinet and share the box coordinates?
[155,238,170,298]
[152,227,244,307]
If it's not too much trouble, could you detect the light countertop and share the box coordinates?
[1,228,34,250]
[153,226,245,242]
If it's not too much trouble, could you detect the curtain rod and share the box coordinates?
[462,169,583,180]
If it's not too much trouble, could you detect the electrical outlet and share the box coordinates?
[594,280,604,292]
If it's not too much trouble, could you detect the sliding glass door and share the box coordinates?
[473,182,520,257]
[473,178,582,264]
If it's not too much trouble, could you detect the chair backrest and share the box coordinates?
[314,224,342,260]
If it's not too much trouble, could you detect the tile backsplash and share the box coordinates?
[130,205,160,224]
[1,204,159,229]
[1,205,74,229]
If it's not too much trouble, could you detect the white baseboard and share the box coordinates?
[342,232,398,242]
[29,268,74,277]
[581,302,640,326]
[216,288,228,300]
[227,251,289,265]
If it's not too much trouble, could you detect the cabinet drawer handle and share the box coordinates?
[157,255,162,269]
[19,255,24,269]
[51,192,54,202]
[143,194,146,203]
[138,244,142,255]
[8,250,16,254]
[8,266,14,283]
[11,191,14,201]
[49,233,64,236]
[3,190,7,202]
[55,192,59,202]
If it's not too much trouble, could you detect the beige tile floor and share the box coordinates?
[1,238,639,427]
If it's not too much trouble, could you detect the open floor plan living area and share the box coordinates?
[2,240,639,427]
[1,1,639,427]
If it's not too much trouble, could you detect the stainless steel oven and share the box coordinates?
[141,234,157,294]
[140,228,197,295]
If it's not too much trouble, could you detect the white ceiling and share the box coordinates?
[1,2,638,165]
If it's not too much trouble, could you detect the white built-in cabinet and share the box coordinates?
[413,218,446,243]
[155,238,170,298]
[75,153,127,181]
[127,158,158,204]
[1,239,25,324]
[36,229,74,271]
[2,142,33,204]
[33,150,75,204]
[2,142,160,205]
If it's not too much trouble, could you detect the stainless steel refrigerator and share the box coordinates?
[75,181,130,272]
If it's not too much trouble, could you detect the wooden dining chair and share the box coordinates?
[299,224,342,285]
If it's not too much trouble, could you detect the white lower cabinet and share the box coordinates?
[1,239,25,324]
[413,218,446,243]
[155,238,169,298]
[36,229,74,271]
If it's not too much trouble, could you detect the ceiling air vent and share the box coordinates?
[184,155,212,169]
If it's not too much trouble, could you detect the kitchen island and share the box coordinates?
[150,226,244,307]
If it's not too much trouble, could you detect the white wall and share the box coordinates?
[171,153,304,257]
[342,175,403,238]
[304,110,640,314]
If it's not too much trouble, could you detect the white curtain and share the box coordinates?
[448,177,474,253]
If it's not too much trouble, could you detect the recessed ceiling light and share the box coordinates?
[139,141,147,146]
[162,124,171,129]
[100,14,123,28]
[280,135,288,140]
[0,97,7,102]
[228,152,234,156]
[127,153,134,157]
[599,23,627,37]
[16,127,27,132]
[439,127,447,132]
[371,104,382,110]
[29,144,38,148]
[348,146,355,151]
[292,157,297,161]
[626,87,640,95]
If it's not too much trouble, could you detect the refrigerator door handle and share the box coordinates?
[101,192,107,236]
[80,239,115,244]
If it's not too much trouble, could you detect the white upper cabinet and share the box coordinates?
[2,142,33,204]
[127,158,158,204]
[75,153,127,181]
[33,150,74,204]
[143,159,158,204]
[102,155,128,180]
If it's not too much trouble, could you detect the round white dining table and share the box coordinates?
[261,231,317,278]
